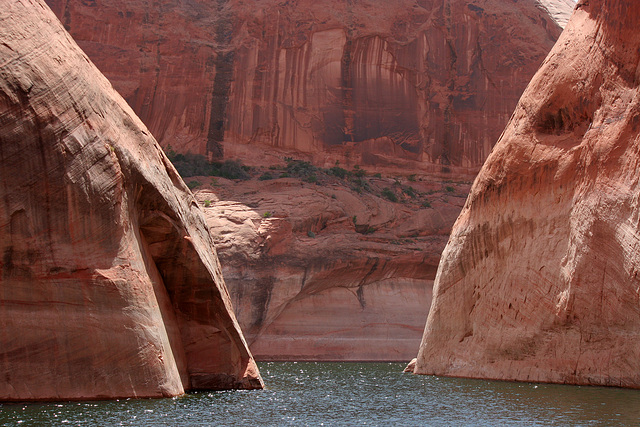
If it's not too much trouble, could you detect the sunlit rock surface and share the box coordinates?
[40,0,574,363]
[46,0,573,175]
[0,0,262,401]
[193,175,468,361]
[415,0,640,387]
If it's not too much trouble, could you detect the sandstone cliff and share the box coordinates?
[39,0,574,363]
[415,0,640,387]
[0,0,262,401]
[46,0,573,176]
[190,171,468,361]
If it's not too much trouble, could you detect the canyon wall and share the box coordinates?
[194,174,468,361]
[0,0,262,401]
[415,0,640,387]
[39,0,575,362]
[46,0,573,175]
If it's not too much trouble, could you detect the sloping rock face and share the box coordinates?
[45,0,572,175]
[0,0,262,401]
[193,174,468,361]
[537,0,576,27]
[415,0,640,387]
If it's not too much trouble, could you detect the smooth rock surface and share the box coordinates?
[45,0,573,176]
[0,0,262,401]
[415,0,640,387]
[404,358,418,373]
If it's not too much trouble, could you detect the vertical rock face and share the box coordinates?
[415,0,640,387]
[0,0,262,401]
[45,0,572,175]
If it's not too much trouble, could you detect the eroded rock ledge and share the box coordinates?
[415,0,640,388]
[192,172,469,361]
[0,0,262,401]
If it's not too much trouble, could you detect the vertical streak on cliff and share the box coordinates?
[207,0,236,160]
[61,0,71,30]
[341,0,355,145]
[270,10,281,148]
[442,0,456,168]
[138,1,163,127]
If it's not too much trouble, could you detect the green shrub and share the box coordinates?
[382,187,398,202]
[219,160,250,180]
[373,173,382,178]
[204,200,212,207]
[353,166,366,177]
[187,181,201,189]
[165,151,251,180]
[259,172,274,181]
[408,174,417,182]
[285,158,316,178]
[422,201,432,208]
[263,212,272,218]
[305,174,317,184]
[350,177,370,193]
[172,154,217,177]
[403,186,417,199]
[307,231,316,238]
[329,166,349,179]
[445,186,455,193]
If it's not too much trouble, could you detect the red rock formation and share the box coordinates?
[415,0,640,387]
[192,173,468,361]
[45,0,573,176]
[0,0,262,401]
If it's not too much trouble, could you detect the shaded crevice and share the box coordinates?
[137,205,234,389]
[341,22,355,144]
[440,0,457,168]
[207,0,236,160]
[249,277,275,332]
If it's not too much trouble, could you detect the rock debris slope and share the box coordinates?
[0,0,262,401]
[415,0,640,387]
[46,0,573,175]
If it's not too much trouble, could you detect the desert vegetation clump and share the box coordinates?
[283,158,317,179]
[382,187,398,202]
[165,146,250,180]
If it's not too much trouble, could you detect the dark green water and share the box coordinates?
[2,362,640,426]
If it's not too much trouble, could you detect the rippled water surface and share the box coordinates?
[2,362,640,426]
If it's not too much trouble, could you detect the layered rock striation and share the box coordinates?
[0,0,262,401]
[46,0,573,175]
[415,0,640,387]
[193,174,468,361]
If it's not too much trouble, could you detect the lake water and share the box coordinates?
[2,362,640,426]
